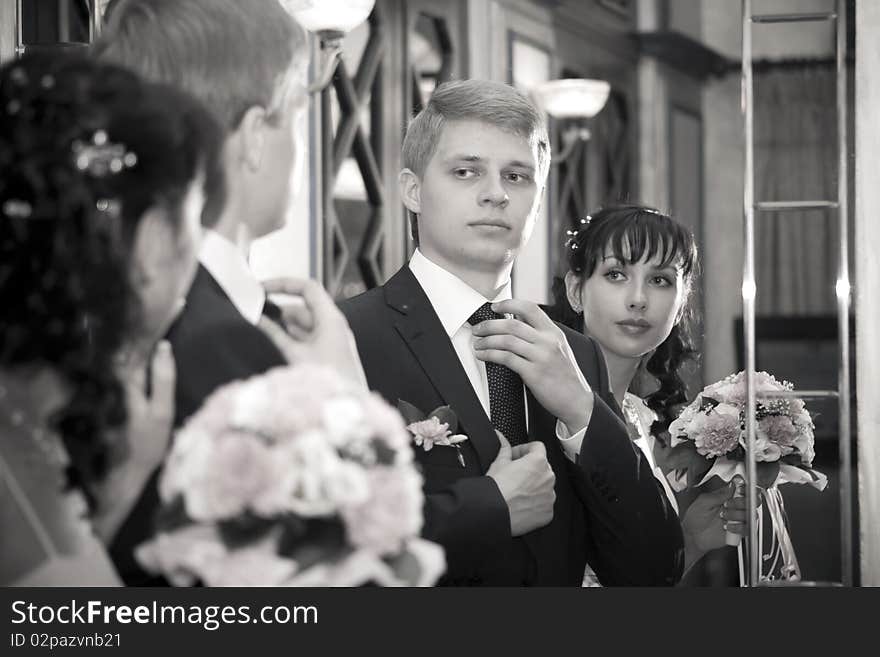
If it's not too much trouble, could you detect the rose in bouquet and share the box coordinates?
[666,371,827,582]
[135,364,445,587]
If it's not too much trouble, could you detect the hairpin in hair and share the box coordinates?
[95,198,121,218]
[564,215,593,251]
[72,130,138,178]
[1,199,32,219]
[9,67,28,87]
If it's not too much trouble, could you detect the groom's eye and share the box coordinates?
[504,171,531,184]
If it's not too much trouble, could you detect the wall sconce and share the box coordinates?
[531,78,611,164]
[282,0,376,93]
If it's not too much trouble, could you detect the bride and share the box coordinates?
[548,204,748,585]
[0,52,223,585]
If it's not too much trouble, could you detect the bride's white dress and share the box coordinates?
[582,392,679,587]
[0,416,119,586]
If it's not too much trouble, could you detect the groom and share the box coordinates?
[95,0,364,584]
[340,79,684,585]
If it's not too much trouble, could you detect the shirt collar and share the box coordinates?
[408,249,512,338]
[199,229,266,325]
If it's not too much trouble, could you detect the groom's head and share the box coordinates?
[94,0,309,241]
[399,80,550,277]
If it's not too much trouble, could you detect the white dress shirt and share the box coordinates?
[199,229,266,326]
[408,249,515,420]
[408,249,588,446]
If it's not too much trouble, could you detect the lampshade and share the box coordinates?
[283,0,376,35]
[531,79,611,119]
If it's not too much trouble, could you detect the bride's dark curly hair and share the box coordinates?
[0,52,223,504]
[547,204,700,440]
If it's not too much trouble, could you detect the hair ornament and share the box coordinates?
[565,214,593,251]
[72,130,138,178]
[2,199,32,219]
[95,198,121,218]
[9,67,27,86]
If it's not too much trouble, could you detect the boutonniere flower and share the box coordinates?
[397,400,468,468]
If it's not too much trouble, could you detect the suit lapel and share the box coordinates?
[384,268,499,471]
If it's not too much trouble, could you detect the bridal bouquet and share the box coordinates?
[135,364,445,587]
[666,370,827,582]
[667,371,827,493]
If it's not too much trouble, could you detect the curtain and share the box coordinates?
[754,66,839,316]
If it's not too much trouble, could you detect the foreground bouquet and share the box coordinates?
[136,365,445,587]
[666,371,827,582]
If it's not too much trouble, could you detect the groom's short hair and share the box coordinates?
[401,79,550,245]
[93,0,307,132]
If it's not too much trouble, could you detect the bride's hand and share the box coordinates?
[93,341,176,542]
[681,483,749,559]
[123,340,176,471]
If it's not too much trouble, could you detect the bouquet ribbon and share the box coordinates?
[763,485,801,581]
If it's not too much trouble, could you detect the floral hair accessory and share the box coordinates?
[1,199,32,219]
[397,400,469,468]
[95,198,121,218]
[72,129,138,178]
[564,215,592,251]
[9,67,27,86]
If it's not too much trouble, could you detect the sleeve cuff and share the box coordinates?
[556,420,587,463]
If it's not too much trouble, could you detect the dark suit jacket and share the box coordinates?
[164,265,286,426]
[109,264,286,585]
[339,266,684,586]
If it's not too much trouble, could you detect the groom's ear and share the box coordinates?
[399,168,421,214]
